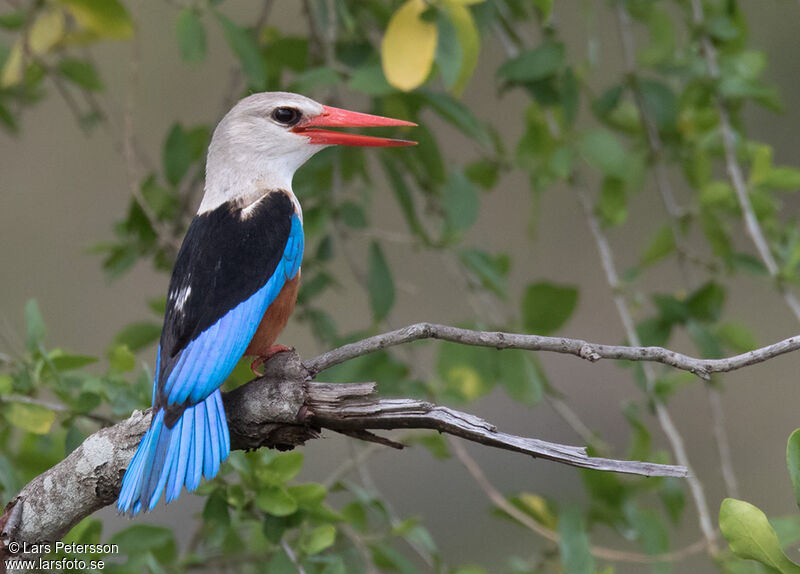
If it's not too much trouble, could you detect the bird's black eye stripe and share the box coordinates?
[271,107,302,126]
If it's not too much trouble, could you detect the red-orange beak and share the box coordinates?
[292,105,417,147]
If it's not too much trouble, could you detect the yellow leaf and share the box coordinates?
[59,0,134,40]
[29,8,66,54]
[518,493,558,529]
[381,0,438,91]
[442,0,480,95]
[446,366,483,401]
[1,42,24,88]
[3,402,56,435]
[1,8,66,88]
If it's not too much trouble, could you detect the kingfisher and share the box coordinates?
[117,92,416,515]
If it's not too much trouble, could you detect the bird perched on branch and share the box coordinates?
[117,92,416,515]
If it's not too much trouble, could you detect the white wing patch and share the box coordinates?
[172,285,192,313]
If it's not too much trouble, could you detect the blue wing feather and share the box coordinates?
[118,212,304,515]
[164,214,303,407]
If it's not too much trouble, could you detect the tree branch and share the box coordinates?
[0,352,685,565]
[303,321,800,381]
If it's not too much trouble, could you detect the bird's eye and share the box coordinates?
[271,107,302,126]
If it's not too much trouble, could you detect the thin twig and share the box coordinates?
[450,439,709,564]
[575,183,719,553]
[302,321,800,381]
[615,1,740,501]
[280,539,307,574]
[614,3,695,284]
[689,0,800,321]
[706,384,739,498]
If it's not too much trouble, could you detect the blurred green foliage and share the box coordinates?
[6,0,800,572]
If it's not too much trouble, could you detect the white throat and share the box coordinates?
[198,151,307,217]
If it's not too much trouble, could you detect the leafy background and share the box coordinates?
[4,0,800,572]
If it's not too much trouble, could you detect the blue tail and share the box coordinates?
[117,390,230,515]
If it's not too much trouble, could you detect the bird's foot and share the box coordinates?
[250,345,293,375]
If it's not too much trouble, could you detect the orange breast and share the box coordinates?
[244,272,300,356]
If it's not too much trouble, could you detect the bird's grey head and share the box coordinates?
[200,92,326,213]
[199,91,416,214]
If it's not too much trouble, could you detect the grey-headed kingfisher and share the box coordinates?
[117,92,415,515]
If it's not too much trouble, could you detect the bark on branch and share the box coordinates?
[0,352,685,566]
[303,322,800,381]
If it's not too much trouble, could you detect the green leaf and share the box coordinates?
[176,8,206,63]
[381,0,437,91]
[659,477,686,524]
[111,524,175,557]
[108,345,136,372]
[701,209,733,260]
[596,177,627,227]
[640,225,676,267]
[720,498,800,573]
[215,12,265,90]
[349,63,395,96]
[443,170,480,234]
[772,516,800,549]
[687,320,724,359]
[422,91,492,147]
[640,8,675,65]
[627,504,669,571]
[287,483,327,507]
[458,248,509,298]
[638,79,677,131]
[0,455,20,496]
[163,123,193,186]
[114,322,161,352]
[436,341,496,401]
[288,66,340,94]
[497,41,564,84]
[0,11,26,29]
[382,156,429,241]
[300,524,336,555]
[2,402,56,434]
[435,8,461,91]
[268,451,304,482]
[717,321,757,353]
[522,282,579,335]
[338,201,368,229]
[441,0,479,95]
[60,0,133,39]
[686,282,725,322]
[25,299,45,353]
[48,352,98,371]
[417,432,450,459]
[578,129,630,179]
[788,430,800,510]
[64,517,102,546]
[498,352,544,406]
[58,59,103,91]
[0,376,12,395]
[256,485,298,517]
[763,168,800,191]
[367,242,395,321]
[266,550,296,574]
[465,158,499,189]
[558,507,594,574]
[203,490,230,526]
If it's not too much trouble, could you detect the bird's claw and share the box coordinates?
[250,345,293,375]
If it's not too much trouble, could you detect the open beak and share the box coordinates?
[292,105,417,147]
